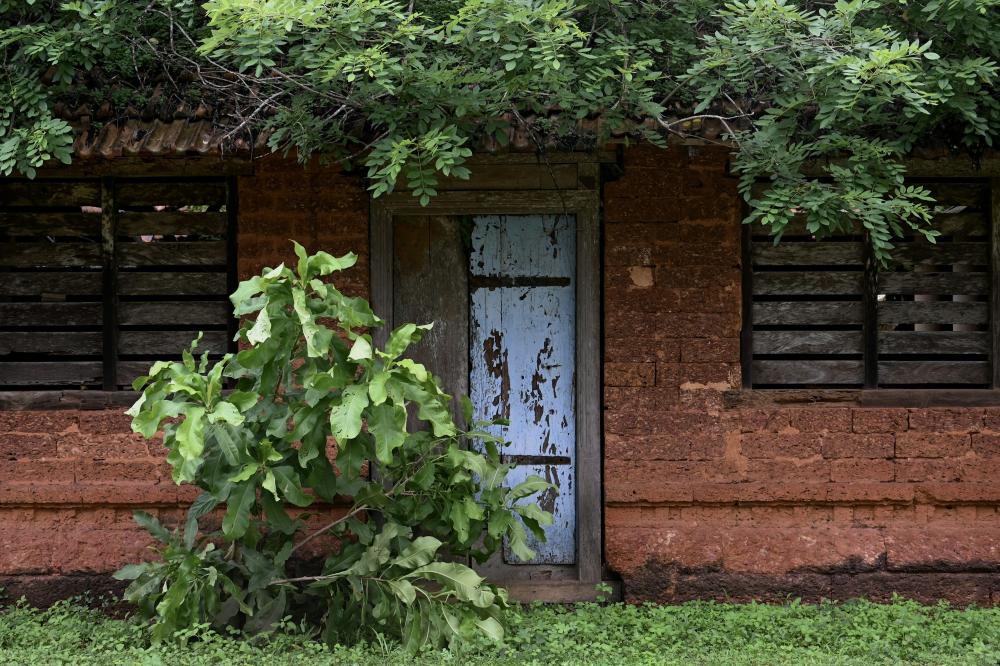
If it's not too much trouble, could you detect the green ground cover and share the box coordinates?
[1,596,998,665]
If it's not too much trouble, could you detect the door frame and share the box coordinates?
[370,174,603,601]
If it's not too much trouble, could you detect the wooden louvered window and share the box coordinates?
[0,177,235,391]
[746,180,996,389]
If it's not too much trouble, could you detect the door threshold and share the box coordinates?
[502,580,622,603]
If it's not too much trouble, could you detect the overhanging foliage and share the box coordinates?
[3,0,999,256]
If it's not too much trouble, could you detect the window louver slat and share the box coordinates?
[0,177,234,391]
[748,180,994,389]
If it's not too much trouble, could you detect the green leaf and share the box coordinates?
[505,520,536,562]
[392,536,442,569]
[229,275,263,309]
[460,395,474,426]
[261,491,297,534]
[348,335,373,361]
[208,401,244,426]
[407,561,494,608]
[388,579,417,605]
[112,563,148,581]
[310,250,357,275]
[509,475,553,500]
[247,306,272,345]
[228,463,258,483]
[330,385,369,441]
[293,240,310,280]
[175,406,207,480]
[367,402,407,464]
[293,287,327,357]
[184,492,220,549]
[386,323,432,358]
[212,425,242,466]
[262,469,278,499]
[271,465,313,507]
[227,390,259,411]
[222,480,257,540]
[368,371,389,405]
[133,511,172,544]
[475,616,504,641]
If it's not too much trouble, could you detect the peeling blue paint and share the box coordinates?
[469,215,576,565]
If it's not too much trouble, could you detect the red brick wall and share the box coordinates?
[4,147,1000,606]
[0,156,369,604]
[603,145,1000,605]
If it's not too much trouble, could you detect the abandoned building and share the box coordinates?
[2,115,1000,606]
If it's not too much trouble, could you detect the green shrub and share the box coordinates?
[117,243,553,651]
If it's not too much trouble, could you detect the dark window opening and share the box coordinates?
[0,177,237,391]
[745,180,994,389]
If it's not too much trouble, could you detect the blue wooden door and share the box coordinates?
[469,215,576,565]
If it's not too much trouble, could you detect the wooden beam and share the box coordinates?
[992,178,1000,389]
[575,197,602,585]
[379,190,597,214]
[32,157,254,178]
[226,177,239,352]
[101,177,119,391]
[504,579,622,603]
[723,387,1000,408]
[863,235,879,388]
[741,224,753,387]
[0,390,139,410]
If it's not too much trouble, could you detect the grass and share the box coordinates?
[1,596,999,665]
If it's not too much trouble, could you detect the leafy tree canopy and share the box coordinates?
[3,0,999,258]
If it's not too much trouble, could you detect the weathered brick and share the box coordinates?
[678,388,730,411]
[56,433,149,460]
[73,461,163,484]
[606,460,742,502]
[885,529,1000,571]
[916,483,1000,503]
[0,433,56,460]
[671,362,739,388]
[0,460,74,484]
[826,483,915,503]
[895,459,967,483]
[605,410,724,437]
[0,411,78,434]
[742,433,821,459]
[604,387,680,411]
[605,432,690,461]
[787,409,852,433]
[604,337,679,363]
[739,409,789,433]
[745,458,828,481]
[830,459,894,483]
[908,409,983,433]
[722,527,884,574]
[680,337,740,363]
[982,408,1000,430]
[972,433,1000,457]
[821,434,894,459]
[895,432,971,458]
[605,265,655,290]
[605,362,656,387]
[852,408,908,434]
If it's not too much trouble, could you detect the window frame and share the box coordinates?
[740,176,1000,406]
[0,170,239,406]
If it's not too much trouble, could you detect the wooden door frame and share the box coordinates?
[370,184,604,601]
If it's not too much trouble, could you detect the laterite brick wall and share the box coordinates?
[602,145,1000,605]
[3,147,1000,606]
[0,156,369,604]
